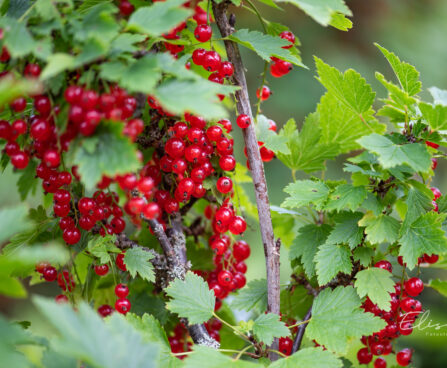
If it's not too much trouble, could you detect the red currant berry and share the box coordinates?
[217,270,233,287]
[233,240,250,261]
[94,264,109,276]
[357,347,373,364]
[404,277,424,297]
[431,158,438,170]
[426,141,439,149]
[115,298,131,314]
[165,137,185,158]
[194,24,212,42]
[218,119,232,133]
[55,294,69,304]
[219,155,236,171]
[192,48,207,66]
[63,226,81,245]
[116,252,127,271]
[396,348,412,366]
[11,151,29,169]
[423,253,439,264]
[229,216,247,235]
[43,266,57,282]
[256,85,271,101]
[279,31,295,48]
[115,283,129,298]
[374,358,387,368]
[374,260,392,273]
[98,304,113,317]
[236,114,251,129]
[216,176,233,194]
[431,187,441,200]
[34,95,52,116]
[278,337,293,356]
[203,51,221,72]
[219,61,234,78]
[119,0,134,16]
[30,119,51,141]
[10,97,27,112]
[24,63,41,77]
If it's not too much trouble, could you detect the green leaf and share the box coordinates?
[0,75,41,107]
[110,33,146,54]
[0,315,36,368]
[315,57,375,115]
[275,115,338,172]
[165,272,215,324]
[276,0,351,27]
[127,0,192,37]
[0,17,36,57]
[0,276,27,298]
[74,3,120,43]
[78,0,112,13]
[354,268,395,310]
[0,205,30,244]
[306,286,386,354]
[403,185,434,227]
[87,234,120,264]
[357,133,431,173]
[16,160,38,200]
[154,79,235,119]
[183,345,258,368]
[126,313,180,368]
[315,243,352,285]
[289,224,332,278]
[231,279,267,313]
[40,53,75,80]
[375,44,421,96]
[269,347,342,368]
[119,56,161,94]
[419,102,447,131]
[325,212,364,249]
[325,184,367,212]
[358,213,400,245]
[73,122,140,190]
[282,180,330,210]
[329,12,352,31]
[353,247,374,267]
[317,93,385,154]
[427,279,447,297]
[33,297,160,368]
[256,115,290,155]
[252,313,290,345]
[228,29,306,68]
[399,212,447,270]
[124,247,155,282]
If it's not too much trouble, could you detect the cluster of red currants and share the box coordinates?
[36,262,74,303]
[356,260,427,367]
[203,234,251,302]
[64,84,143,140]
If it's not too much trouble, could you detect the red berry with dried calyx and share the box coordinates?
[236,114,251,129]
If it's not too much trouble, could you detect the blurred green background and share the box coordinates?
[1,0,447,366]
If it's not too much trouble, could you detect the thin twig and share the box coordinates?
[212,1,281,359]
[292,307,312,353]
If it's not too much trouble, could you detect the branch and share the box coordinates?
[213,1,280,358]
[144,216,219,348]
[292,306,312,354]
